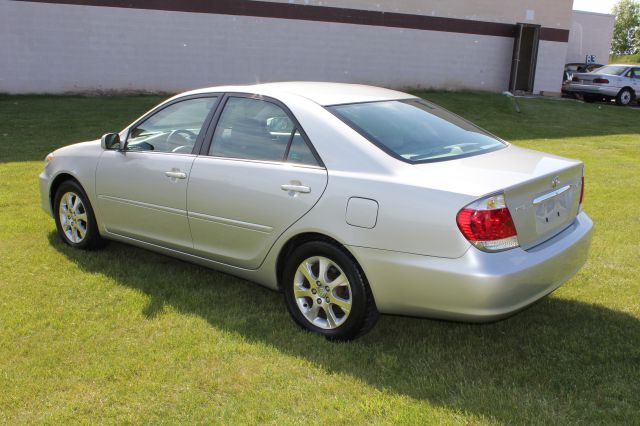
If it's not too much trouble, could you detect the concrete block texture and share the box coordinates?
[0,1,563,94]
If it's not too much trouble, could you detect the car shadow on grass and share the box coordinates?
[49,233,640,423]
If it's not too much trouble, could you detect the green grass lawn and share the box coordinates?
[1,92,639,424]
[609,53,640,65]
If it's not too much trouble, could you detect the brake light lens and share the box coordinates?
[456,193,519,252]
[593,78,609,84]
[579,175,584,205]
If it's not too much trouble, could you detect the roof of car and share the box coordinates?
[181,81,415,106]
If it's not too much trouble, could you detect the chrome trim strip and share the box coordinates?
[197,155,326,170]
[188,211,273,233]
[98,195,186,216]
[532,185,571,206]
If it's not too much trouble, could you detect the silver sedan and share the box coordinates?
[562,64,640,106]
[39,83,593,340]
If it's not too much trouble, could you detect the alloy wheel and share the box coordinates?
[293,256,352,330]
[58,191,88,243]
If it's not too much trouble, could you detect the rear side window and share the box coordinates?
[595,65,629,76]
[287,131,317,165]
[329,99,505,163]
[210,97,319,166]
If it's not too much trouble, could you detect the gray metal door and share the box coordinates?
[509,23,540,93]
[96,151,196,250]
[187,95,328,269]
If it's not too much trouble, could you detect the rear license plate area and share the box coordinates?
[534,190,572,233]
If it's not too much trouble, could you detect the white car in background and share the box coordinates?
[563,64,640,106]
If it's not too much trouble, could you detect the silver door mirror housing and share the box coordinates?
[101,133,121,150]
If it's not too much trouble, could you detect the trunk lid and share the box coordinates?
[502,160,582,249]
[409,144,583,249]
[571,72,614,85]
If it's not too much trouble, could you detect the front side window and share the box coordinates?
[210,97,318,165]
[127,97,218,154]
[329,99,505,163]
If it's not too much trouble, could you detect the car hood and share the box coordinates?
[53,139,101,156]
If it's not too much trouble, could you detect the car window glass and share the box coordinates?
[595,65,629,76]
[330,99,504,163]
[127,97,217,154]
[210,97,294,161]
[287,131,318,166]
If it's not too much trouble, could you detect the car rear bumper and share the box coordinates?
[349,211,593,321]
[562,83,619,97]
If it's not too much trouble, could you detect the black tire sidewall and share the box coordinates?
[282,241,370,340]
[53,180,101,249]
[616,89,633,106]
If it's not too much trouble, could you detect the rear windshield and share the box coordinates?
[329,99,505,163]
[591,65,628,76]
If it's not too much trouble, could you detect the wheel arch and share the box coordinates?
[275,232,367,291]
[619,86,635,97]
[49,172,82,211]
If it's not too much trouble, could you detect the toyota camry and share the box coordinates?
[40,82,593,340]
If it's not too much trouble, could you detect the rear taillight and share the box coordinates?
[456,193,519,252]
[579,175,584,205]
[593,78,609,84]
[572,76,579,82]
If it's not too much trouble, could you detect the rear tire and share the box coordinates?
[282,241,378,341]
[616,88,634,106]
[53,180,105,250]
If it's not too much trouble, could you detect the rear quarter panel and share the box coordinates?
[276,170,474,259]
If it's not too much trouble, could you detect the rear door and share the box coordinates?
[187,95,328,269]
[96,95,219,250]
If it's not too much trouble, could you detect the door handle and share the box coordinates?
[281,184,311,193]
[165,171,187,179]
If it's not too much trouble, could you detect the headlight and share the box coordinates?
[44,152,54,166]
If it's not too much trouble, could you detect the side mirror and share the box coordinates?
[101,133,121,150]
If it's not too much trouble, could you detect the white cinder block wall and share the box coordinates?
[0,0,571,94]
[566,11,615,65]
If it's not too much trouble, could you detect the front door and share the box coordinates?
[96,96,219,250]
[187,95,328,269]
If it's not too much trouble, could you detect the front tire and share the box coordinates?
[282,241,378,341]
[53,180,104,250]
[616,88,634,106]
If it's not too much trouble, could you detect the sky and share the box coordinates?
[572,0,619,14]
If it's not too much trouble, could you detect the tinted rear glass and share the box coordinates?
[329,99,505,163]
[592,65,628,76]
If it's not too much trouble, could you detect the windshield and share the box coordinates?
[329,99,505,163]
[591,65,628,76]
